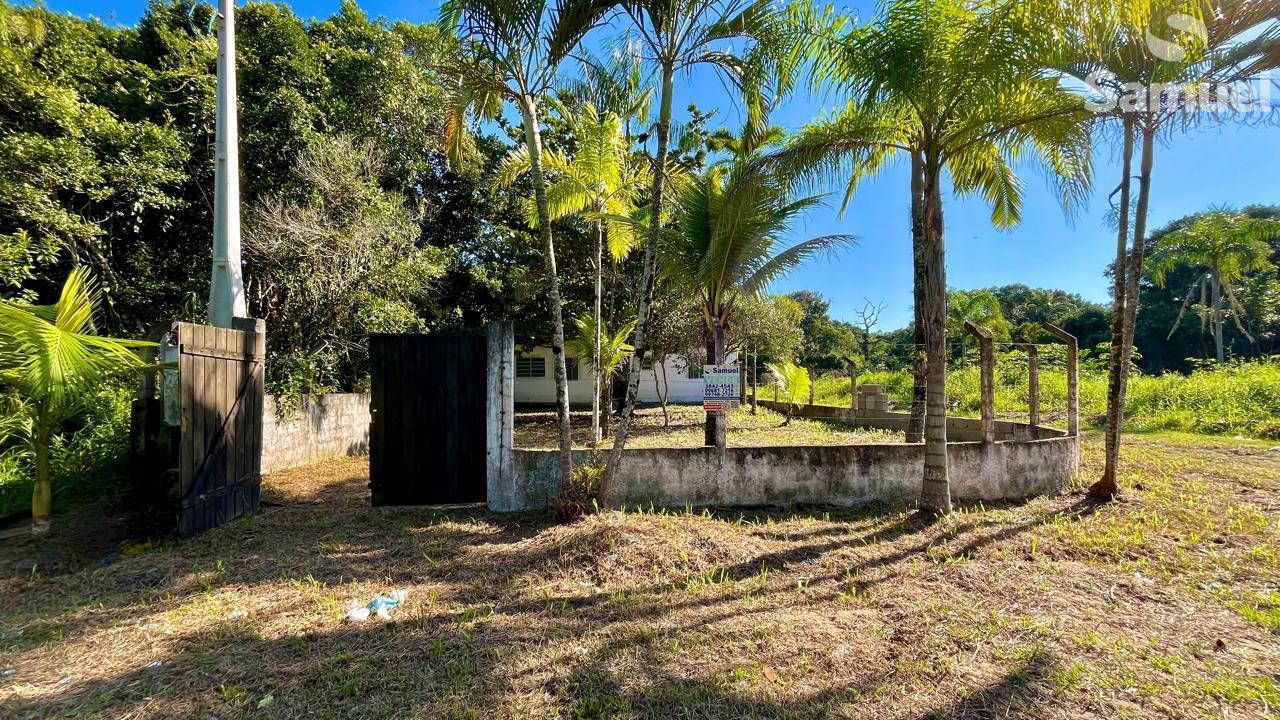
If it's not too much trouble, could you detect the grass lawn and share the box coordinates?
[516,404,903,448]
[1,433,1278,718]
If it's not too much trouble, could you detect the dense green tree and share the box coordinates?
[786,291,860,371]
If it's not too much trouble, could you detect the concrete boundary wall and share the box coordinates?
[492,401,1078,512]
[261,393,370,473]
[500,435,1077,512]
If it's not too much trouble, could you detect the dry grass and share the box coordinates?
[516,404,903,449]
[1,433,1278,719]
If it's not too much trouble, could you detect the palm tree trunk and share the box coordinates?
[703,321,727,448]
[31,408,52,535]
[919,159,951,515]
[593,216,604,444]
[603,64,674,496]
[1095,117,1135,498]
[659,360,670,427]
[751,351,758,415]
[518,94,573,485]
[1211,272,1224,363]
[907,150,926,443]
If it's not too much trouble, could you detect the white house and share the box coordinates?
[513,345,737,405]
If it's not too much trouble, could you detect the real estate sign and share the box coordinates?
[702,365,739,411]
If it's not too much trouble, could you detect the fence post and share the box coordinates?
[1019,344,1040,426]
[1041,323,1079,437]
[848,359,857,411]
[807,369,815,407]
[964,321,995,443]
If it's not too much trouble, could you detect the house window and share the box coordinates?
[566,358,579,381]
[687,364,704,379]
[516,356,545,378]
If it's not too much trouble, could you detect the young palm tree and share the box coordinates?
[774,0,1092,514]
[565,312,635,438]
[947,289,1011,357]
[1062,0,1278,498]
[651,165,853,449]
[0,268,154,534]
[496,103,642,443]
[438,0,612,483]
[766,359,810,426]
[603,0,786,486]
[1146,211,1280,363]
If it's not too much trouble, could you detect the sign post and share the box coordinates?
[702,365,740,412]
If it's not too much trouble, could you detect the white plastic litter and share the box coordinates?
[347,589,408,622]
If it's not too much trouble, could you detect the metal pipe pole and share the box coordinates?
[209,0,246,328]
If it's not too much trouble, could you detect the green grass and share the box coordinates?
[801,356,1280,439]
[2,432,1278,718]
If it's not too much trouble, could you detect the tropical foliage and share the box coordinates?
[0,269,153,533]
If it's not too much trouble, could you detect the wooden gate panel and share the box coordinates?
[176,323,264,537]
[370,333,486,506]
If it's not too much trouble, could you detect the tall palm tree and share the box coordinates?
[602,0,786,486]
[1062,0,1279,498]
[1146,211,1280,363]
[0,269,154,534]
[496,103,642,443]
[565,312,635,437]
[650,165,853,449]
[438,0,612,483]
[774,0,1092,514]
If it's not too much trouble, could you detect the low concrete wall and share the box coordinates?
[261,393,370,473]
[504,435,1077,511]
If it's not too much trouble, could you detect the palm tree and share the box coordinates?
[947,289,1011,357]
[651,165,853,448]
[1062,0,1278,498]
[438,0,611,483]
[1146,211,1280,363]
[774,0,1092,514]
[561,42,653,145]
[0,269,154,534]
[496,103,642,443]
[565,312,635,439]
[603,0,786,486]
[766,359,810,425]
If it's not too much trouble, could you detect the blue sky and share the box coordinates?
[51,0,1280,329]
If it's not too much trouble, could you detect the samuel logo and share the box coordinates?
[1143,12,1207,62]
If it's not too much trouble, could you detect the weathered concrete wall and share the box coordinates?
[261,393,370,473]
[504,435,1077,511]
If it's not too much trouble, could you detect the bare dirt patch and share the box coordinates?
[1,432,1277,719]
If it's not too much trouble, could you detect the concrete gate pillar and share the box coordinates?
[485,321,516,510]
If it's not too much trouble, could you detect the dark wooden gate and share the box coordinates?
[175,322,265,537]
[369,334,487,505]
